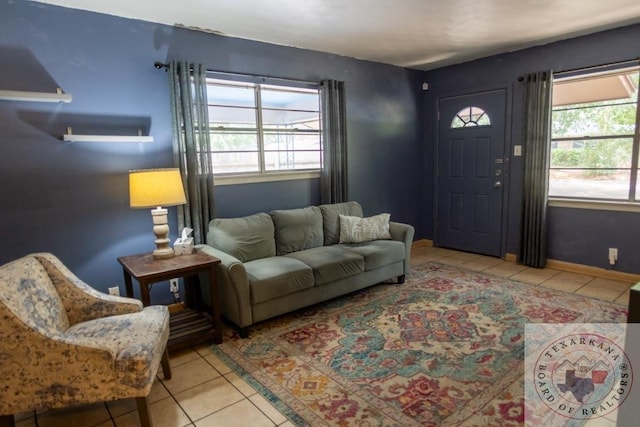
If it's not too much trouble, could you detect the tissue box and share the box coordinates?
[173,237,194,255]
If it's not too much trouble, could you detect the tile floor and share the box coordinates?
[410,245,633,306]
[13,246,635,426]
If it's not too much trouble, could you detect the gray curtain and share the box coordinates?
[519,71,553,268]
[169,61,214,245]
[320,80,348,204]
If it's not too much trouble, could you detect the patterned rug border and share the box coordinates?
[427,260,628,307]
[208,261,629,426]
[425,260,629,313]
[210,345,307,425]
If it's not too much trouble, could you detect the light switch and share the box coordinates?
[514,145,522,156]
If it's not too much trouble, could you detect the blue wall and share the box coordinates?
[0,1,424,302]
[423,24,640,273]
[3,1,639,301]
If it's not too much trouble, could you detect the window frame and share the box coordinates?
[205,74,323,186]
[548,63,640,210]
[450,106,492,128]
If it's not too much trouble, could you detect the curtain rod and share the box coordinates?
[553,57,640,77]
[517,57,640,81]
[153,61,319,85]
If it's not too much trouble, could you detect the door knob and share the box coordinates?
[494,181,502,188]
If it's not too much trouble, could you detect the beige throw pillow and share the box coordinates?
[339,213,391,243]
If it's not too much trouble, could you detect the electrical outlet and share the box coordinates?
[170,278,179,293]
[108,286,120,296]
[608,248,618,265]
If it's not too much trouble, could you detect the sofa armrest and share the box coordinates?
[389,222,415,277]
[196,245,253,329]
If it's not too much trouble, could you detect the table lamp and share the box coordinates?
[129,168,187,259]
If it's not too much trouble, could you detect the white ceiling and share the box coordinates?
[35,0,640,70]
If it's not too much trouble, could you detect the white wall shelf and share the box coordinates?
[0,88,72,103]
[63,127,153,143]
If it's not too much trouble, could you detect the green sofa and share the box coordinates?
[198,201,415,337]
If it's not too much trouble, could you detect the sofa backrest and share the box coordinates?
[270,206,324,255]
[0,255,70,337]
[319,201,364,246]
[207,202,367,260]
[207,213,276,262]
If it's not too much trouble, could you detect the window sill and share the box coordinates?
[548,198,640,213]
[214,170,321,186]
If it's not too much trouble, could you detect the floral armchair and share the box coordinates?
[0,253,171,427]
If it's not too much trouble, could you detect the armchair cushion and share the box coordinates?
[65,305,170,394]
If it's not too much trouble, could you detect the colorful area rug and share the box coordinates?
[211,262,628,426]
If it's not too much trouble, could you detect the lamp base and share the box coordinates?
[151,207,174,260]
[153,247,175,260]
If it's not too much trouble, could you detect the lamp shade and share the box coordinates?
[129,168,186,208]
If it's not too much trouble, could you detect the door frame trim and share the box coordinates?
[433,85,513,257]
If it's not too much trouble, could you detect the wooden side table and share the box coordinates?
[117,250,222,351]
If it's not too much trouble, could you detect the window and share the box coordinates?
[549,65,640,201]
[207,78,322,177]
[450,106,491,128]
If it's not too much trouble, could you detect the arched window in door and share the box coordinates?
[450,106,491,128]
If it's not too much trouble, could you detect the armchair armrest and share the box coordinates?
[196,245,253,329]
[389,222,415,276]
[34,253,142,326]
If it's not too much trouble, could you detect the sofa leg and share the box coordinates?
[161,347,172,380]
[239,327,249,338]
[397,275,405,284]
[136,396,153,427]
[0,415,15,427]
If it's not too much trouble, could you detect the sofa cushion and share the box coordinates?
[341,240,405,271]
[319,201,364,246]
[285,246,365,286]
[270,206,323,255]
[207,213,275,262]
[339,213,392,243]
[245,257,314,304]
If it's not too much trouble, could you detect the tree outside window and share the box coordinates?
[550,67,639,200]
